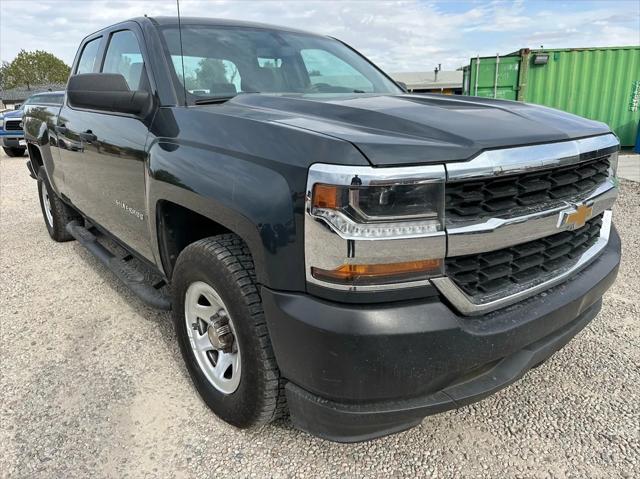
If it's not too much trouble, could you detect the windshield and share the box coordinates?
[21,94,64,108]
[160,24,401,103]
[21,95,43,107]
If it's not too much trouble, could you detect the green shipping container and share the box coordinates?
[465,46,640,146]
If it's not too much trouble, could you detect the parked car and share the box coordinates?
[0,108,26,156]
[23,17,621,442]
[1,92,64,157]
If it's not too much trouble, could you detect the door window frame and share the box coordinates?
[74,35,104,75]
[66,21,158,118]
[100,28,151,93]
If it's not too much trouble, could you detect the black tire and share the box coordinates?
[37,167,81,242]
[172,234,287,428]
[3,147,26,157]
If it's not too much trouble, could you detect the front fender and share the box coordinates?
[147,140,306,290]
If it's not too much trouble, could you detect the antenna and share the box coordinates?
[176,0,187,104]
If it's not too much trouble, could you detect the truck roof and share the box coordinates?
[87,16,326,39]
[31,91,65,96]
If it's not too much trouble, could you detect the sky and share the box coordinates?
[1,0,639,72]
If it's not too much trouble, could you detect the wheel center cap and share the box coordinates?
[207,311,235,353]
[207,324,219,346]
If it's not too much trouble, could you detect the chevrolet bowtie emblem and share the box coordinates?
[558,203,593,230]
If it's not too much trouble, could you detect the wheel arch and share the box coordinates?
[152,195,269,286]
[27,143,44,172]
[156,200,232,279]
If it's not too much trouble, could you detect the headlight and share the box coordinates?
[312,182,443,238]
[305,163,446,289]
[0,118,4,128]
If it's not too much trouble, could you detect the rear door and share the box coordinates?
[58,24,156,261]
[56,35,103,199]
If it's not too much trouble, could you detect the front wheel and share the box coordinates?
[172,235,287,428]
[3,147,26,157]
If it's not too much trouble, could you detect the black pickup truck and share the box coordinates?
[23,17,621,442]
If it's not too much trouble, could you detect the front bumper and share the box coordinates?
[0,132,25,148]
[262,227,621,442]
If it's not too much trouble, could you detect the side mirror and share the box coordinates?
[67,73,151,116]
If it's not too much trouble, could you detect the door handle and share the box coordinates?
[79,130,97,143]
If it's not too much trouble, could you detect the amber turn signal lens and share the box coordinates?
[312,184,340,209]
[311,259,442,285]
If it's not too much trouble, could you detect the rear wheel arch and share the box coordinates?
[27,144,44,171]
[36,166,81,241]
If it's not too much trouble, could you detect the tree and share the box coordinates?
[1,50,70,90]
[196,58,228,87]
[0,61,9,87]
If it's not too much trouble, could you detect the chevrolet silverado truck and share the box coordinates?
[1,92,64,157]
[23,17,621,442]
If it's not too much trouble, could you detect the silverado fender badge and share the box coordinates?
[558,203,593,230]
[114,199,145,221]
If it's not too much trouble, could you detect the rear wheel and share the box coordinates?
[3,147,26,157]
[172,234,287,428]
[37,167,81,242]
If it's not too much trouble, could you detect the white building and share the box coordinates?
[390,71,463,94]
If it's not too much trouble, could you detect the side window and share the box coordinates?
[76,38,101,74]
[300,49,374,93]
[102,30,147,91]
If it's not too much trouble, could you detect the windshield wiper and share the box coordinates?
[193,91,260,105]
[194,95,237,105]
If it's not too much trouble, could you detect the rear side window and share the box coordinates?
[76,38,101,74]
[102,30,146,91]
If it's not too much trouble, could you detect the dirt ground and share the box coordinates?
[1,149,638,478]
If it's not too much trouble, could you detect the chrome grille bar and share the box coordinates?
[446,179,617,256]
[446,133,619,181]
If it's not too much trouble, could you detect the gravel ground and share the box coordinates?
[1,150,639,478]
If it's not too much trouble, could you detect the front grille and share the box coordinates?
[446,214,603,298]
[4,120,22,131]
[446,156,610,221]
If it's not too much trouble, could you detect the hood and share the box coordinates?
[223,93,611,166]
[1,109,23,119]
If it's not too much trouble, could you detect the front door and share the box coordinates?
[58,28,155,261]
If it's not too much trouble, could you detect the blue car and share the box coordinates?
[1,91,64,157]
[0,108,25,156]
